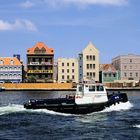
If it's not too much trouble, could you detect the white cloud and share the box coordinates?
[44,0,128,7]
[20,1,35,8]
[0,19,37,32]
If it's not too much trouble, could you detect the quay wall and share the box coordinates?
[1,83,140,91]
[0,83,73,91]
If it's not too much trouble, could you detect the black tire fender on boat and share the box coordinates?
[120,93,128,102]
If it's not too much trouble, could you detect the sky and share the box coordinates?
[0,0,140,64]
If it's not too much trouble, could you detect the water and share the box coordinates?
[0,90,140,140]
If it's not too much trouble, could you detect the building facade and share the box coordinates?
[27,42,54,83]
[112,54,140,81]
[99,64,120,83]
[53,60,58,83]
[78,42,99,82]
[0,57,22,83]
[57,58,78,83]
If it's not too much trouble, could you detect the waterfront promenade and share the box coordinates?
[1,83,140,91]
[0,83,73,91]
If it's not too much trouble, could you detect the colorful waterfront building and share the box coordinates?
[99,64,120,83]
[0,57,22,83]
[78,42,99,82]
[57,58,78,83]
[53,60,58,83]
[112,54,140,82]
[27,42,54,83]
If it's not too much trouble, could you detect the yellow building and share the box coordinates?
[79,42,99,82]
[27,42,54,83]
[58,58,78,83]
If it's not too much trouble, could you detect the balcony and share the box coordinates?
[27,70,53,74]
[28,62,53,65]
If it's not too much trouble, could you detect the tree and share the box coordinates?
[27,75,36,83]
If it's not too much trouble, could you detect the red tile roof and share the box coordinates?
[0,57,22,66]
[27,42,54,55]
[99,64,117,72]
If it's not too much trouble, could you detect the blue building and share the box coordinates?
[0,57,22,83]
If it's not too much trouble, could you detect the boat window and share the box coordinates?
[78,86,83,92]
[89,86,95,92]
[96,85,104,91]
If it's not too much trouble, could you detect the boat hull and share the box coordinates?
[24,101,106,114]
[24,93,128,114]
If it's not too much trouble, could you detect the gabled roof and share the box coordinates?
[27,42,54,55]
[0,57,22,66]
[82,42,99,54]
[99,64,117,72]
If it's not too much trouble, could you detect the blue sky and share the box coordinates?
[0,0,139,64]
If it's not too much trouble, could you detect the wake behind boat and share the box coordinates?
[24,82,128,114]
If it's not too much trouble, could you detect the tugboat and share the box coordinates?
[24,82,128,114]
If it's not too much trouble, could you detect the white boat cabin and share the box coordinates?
[75,83,108,105]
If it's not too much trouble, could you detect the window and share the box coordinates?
[90,72,92,77]
[87,64,89,69]
[67,69,69,73]
[113,73,116,77]
[72,63,74,66]
[86,55,89,60]
[67,63,69,66]
[93,73,95,78]
[93,64,95,69]
[78,86,83,92]
[130,59,132,63]
[67,75,69,79]
[62,63,64,66]
[93,55,95,60]
[72,69,74,73]
[124,66,127,69]
[90,55,92,60]
[87,72,89,77]
[62,69,64,73]
[72,75,75,79]
[136,73,138,77]
[124,73,127,77]
[42,75,45,78]
[97,85,104,91]
[130,73,132,77]
[62,75,64,79]
[89,86,95,91]
[10,60,14,65]
[34,47,40,54]
[0,60,3,65]
[90,64,92,69]
[109,73,111,77]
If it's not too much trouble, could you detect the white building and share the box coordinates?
[57,58,78,83]
[112,54,140,82]
[0,57,22,83]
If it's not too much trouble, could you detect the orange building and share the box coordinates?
[27,42,54,83]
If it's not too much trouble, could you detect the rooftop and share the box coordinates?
[0,57,22,66]
[27,42,54,55]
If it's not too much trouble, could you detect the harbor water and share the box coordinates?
[0,90,140,140]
